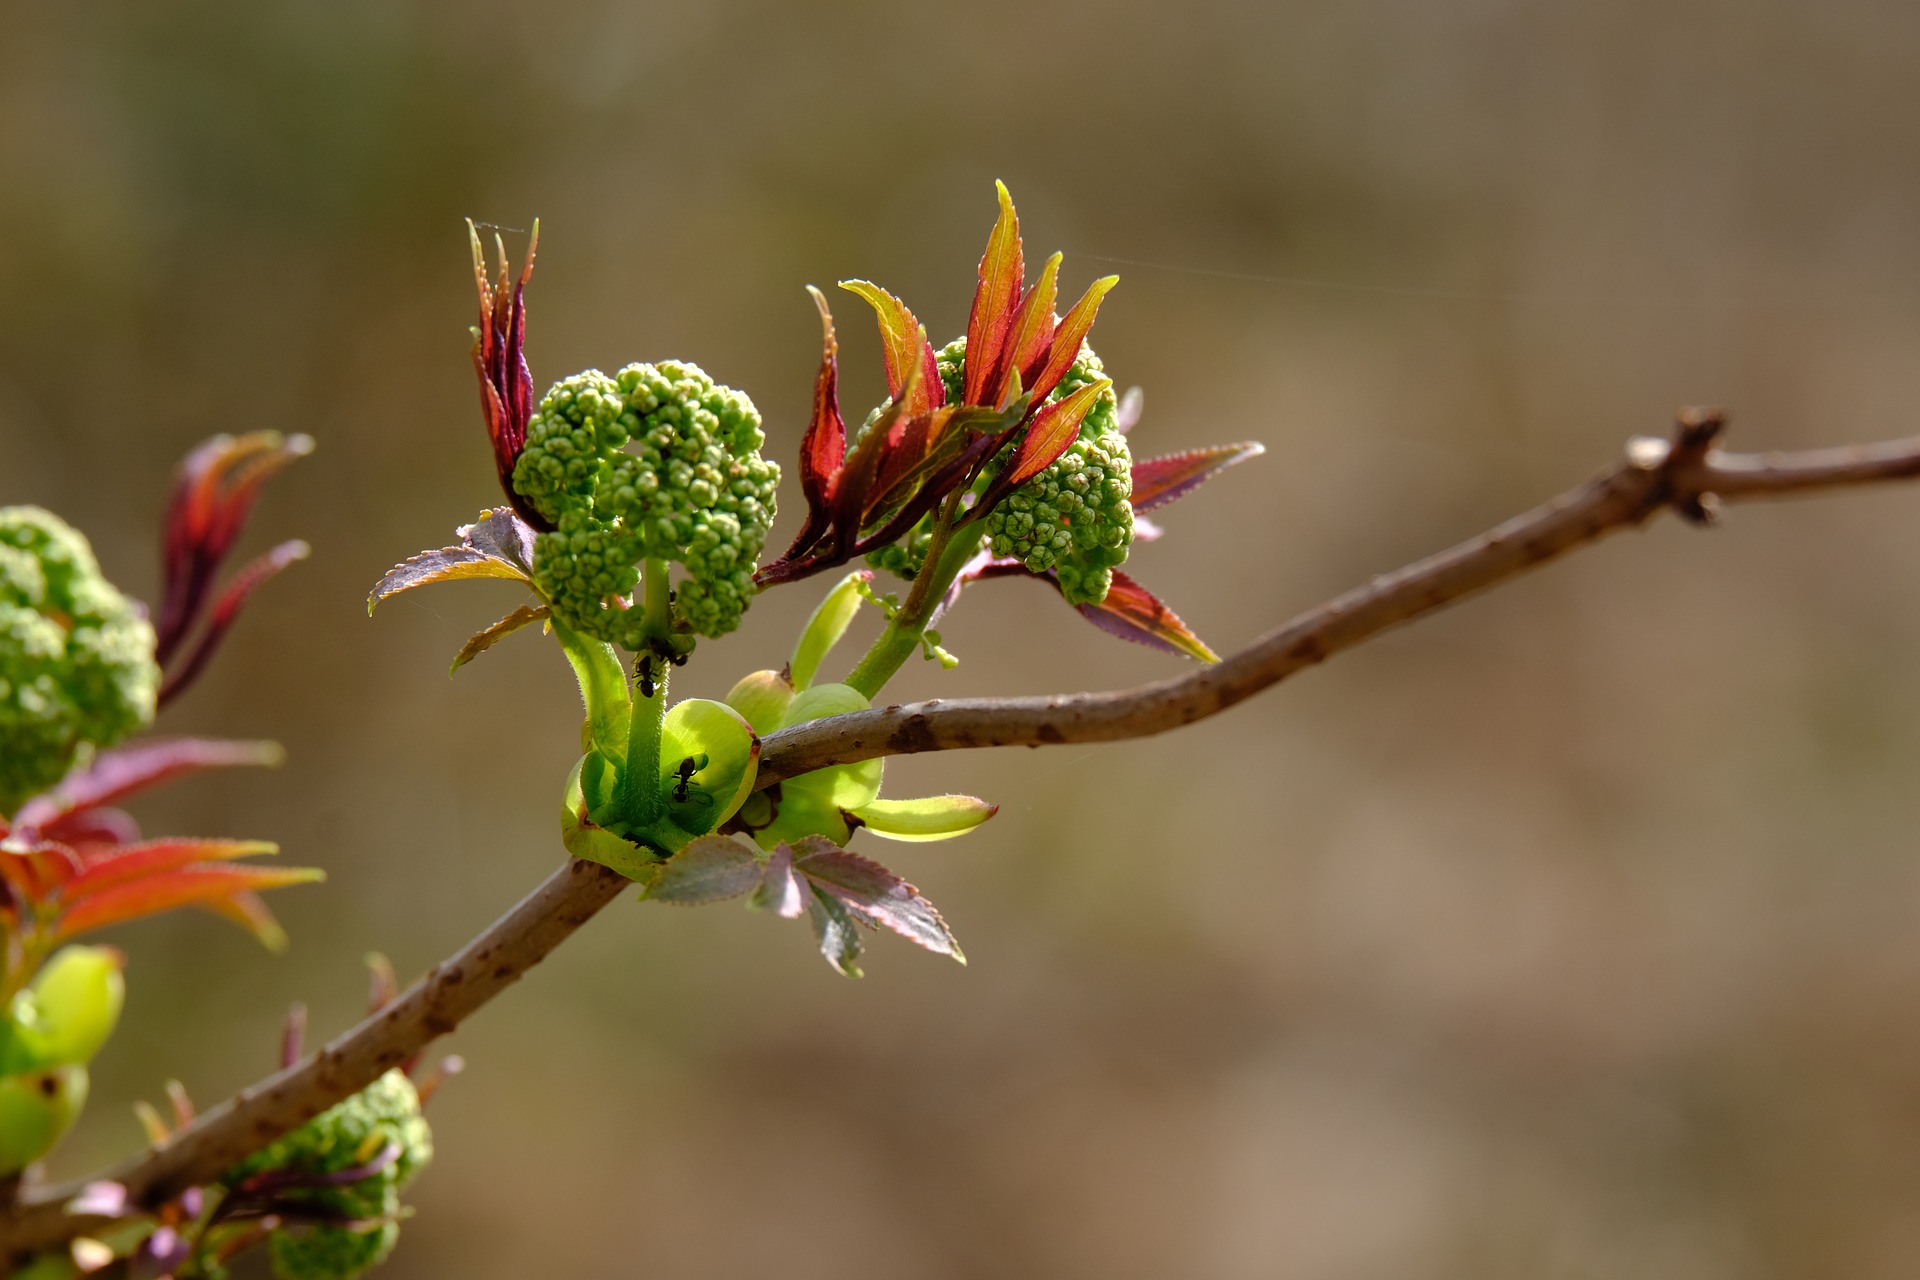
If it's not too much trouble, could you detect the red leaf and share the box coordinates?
[840,281,944,417]
[38,807,139,847]
[1074,569,1219,663]
[63,838,281,900]
[156,432,313,667]
[158,539,310,707]
[197,891,291,953]
[1027,274,1118,404]
[963,181,1025,406]
[1005,378,1110,487]
[12,738,284,836]
[1129,442,1266,513]
[783,285,851,562]
[1004,251,1061,402]
[468,219,548,531]
[53,864,324,942]
[0,843,82,904]
[793,842,964,962]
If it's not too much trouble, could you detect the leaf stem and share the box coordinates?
[844,496,976,698]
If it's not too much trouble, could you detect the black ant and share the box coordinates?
[670,754,712,806]
[634,654,655,699]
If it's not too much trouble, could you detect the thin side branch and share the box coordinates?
[7,410,1919,1258]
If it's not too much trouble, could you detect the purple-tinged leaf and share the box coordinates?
[158,538,310,707]
[450,604,550,674]
[1026,274,1118,405]
[963,181,1025,406]
[748,842,809,919]
[793,843,965,963]
[1132,514,1165,543]
[840,280,944,417]
[1005,378,1110,487]
[1076,569,1219,663]
[642,835,764,906]
[368,546,527,612]
[807,887,865,978]
[13,738,284,836]
[369,507,539,612]
[1129,442,1266,513]
[1115,386,1143,435]
[38,806,139,847]
[459,507,539,574]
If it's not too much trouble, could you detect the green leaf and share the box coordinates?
[550,618,632,762]
[0,947,124,1074]
[779,684,882,810]
[746,786,851,852]
[852,794,998,842]
[724,669,795,738]
[789,571,873,691]
[640,836,763,905]
[657,699,761,836]
[560,755,657,880]
[451,604,550,674]
[0,1064,87,1176]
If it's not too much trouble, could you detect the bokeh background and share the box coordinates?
[8,2,1920,1276]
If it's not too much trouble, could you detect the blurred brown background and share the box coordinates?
[8,1,1920,1276]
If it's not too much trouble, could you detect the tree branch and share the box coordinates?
[7,409,1919,1258]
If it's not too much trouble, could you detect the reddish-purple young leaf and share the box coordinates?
[459,507,539,575]
[469,220,549,531]
[1005,378,1110,487]
[963,181,1025,406]
[748,842,809,919]
[786,286,850,560]
[642,835,764,906]
[37,806,139,847]
[368,546,527,612]
[793,842,964,963]
[158,539,310,707]
[1026,274,1117,405]
[1115,386,1144,435]
[840,280,944,418]
[155,432,313,666]
[12,738,284,836]
[1004,251,1061,400]
[450,604,550,674]
[807,887,865,978]
[54,863,324,943]
[1075,569,1219,663]
[1129,442,1266,513]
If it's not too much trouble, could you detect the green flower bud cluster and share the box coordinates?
[869,339,1133,604]
[512,362,779,652]
[982,343,1133,606]
[223,1069,433,1280]
[0,508,159,816]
